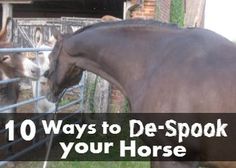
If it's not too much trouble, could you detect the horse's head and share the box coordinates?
[44,31,84,102]
[0,49,40,80]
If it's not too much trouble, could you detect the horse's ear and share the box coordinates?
[52,29,62,41]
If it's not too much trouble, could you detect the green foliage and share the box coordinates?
[59,98,71,106]
[170,0,185,27]
[122,98,130,113]
[87,76,98,113]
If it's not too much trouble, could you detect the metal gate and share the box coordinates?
[0,17,111,165]
[0,47,85,166]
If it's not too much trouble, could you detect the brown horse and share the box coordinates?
[44,19,236,167]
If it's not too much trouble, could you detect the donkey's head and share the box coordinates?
[0,52,40,80]
[44,31,83,102]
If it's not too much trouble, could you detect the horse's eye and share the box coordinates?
[44,70,49,78]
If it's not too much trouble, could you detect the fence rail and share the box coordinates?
[0,47,84,166]
[0,47,52,53]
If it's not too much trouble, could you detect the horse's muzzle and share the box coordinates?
[46,92,59,103]
[44,70,49,78]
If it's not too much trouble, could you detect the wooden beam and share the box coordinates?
[0,0,32,4]
[2,3,13,42]
[123,1,132,19]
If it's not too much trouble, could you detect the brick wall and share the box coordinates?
[131,0,156,19]
[130,0,171,21]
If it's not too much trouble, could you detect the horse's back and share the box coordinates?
[141,28,236,112]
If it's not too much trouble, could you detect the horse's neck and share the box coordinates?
[74,56,127,96]
[68,38,146,100]
[65,26,166,105]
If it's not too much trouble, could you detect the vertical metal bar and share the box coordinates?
[80,72,86,112]
[34,51,40,114]
[33,51,40,146]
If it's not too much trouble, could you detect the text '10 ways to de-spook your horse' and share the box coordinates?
[1,113,236,161]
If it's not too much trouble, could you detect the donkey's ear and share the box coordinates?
[48,35,57,47]
[52,29,62,41]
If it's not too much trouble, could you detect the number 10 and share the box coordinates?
[5,119,36,141]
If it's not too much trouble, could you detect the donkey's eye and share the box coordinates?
[2,57,8,62]
[1,55,10,62]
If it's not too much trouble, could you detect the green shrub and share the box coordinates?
[170,0,184,27]
[122,98,130,113]
[59,98,71,106]
[87,76,98,113]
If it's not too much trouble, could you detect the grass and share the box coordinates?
[72,161,149,168]
[14,161,150,168]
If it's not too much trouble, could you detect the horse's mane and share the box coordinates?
[73,19,179,35]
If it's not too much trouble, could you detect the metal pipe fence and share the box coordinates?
[0,47,84,166]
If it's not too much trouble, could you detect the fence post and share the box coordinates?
[2,3,13,42]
